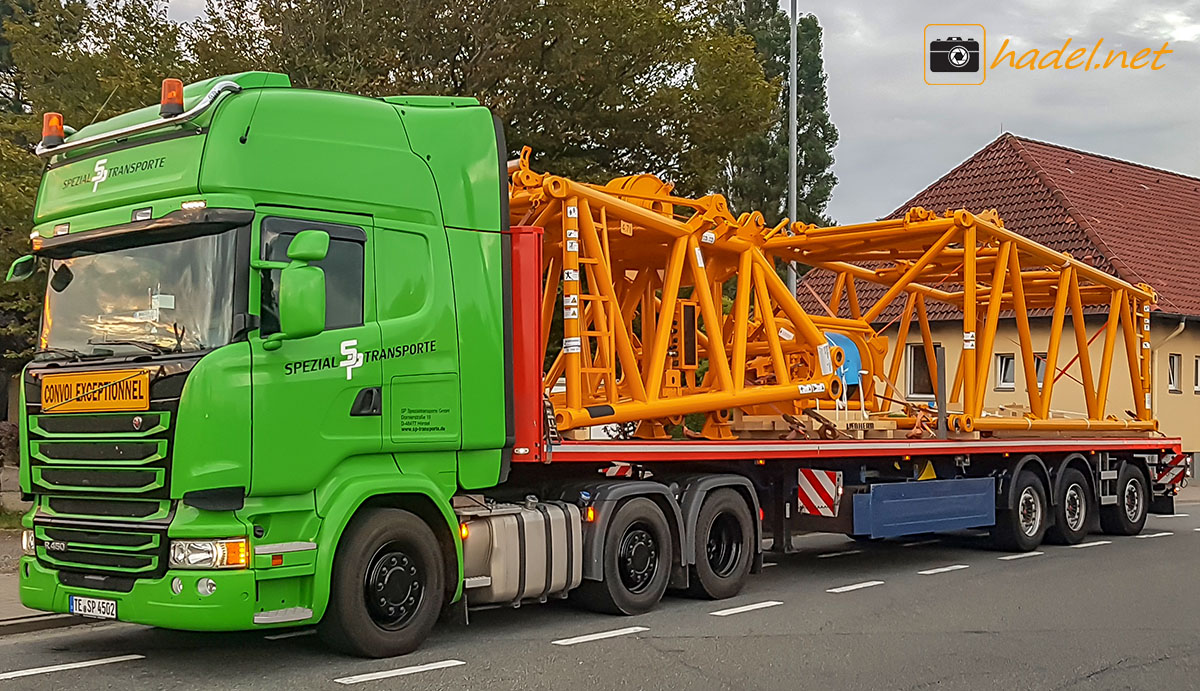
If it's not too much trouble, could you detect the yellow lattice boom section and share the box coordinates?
[509,148,1158,439]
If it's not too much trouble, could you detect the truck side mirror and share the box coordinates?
[6,255,36,282]
[262,230,329,351]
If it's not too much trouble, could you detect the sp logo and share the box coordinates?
[91,159,109,193]
[339,339,364,380]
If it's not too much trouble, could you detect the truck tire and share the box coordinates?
[1045,468,1091,545]
[575,497,672,615]
[1099,463,1148,536]
[319,508,445,658]
[686,489,754,600]
[991,471,1048,552]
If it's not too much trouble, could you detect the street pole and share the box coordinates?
[786,0,798,296]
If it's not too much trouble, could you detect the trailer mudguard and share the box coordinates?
[309,453,463,621]
[1004,454,1051,511]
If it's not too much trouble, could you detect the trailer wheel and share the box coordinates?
[1100,463,1148,536]
[686,489,754,600]
[991,471,1048,552]
[576,497,672,615]
[319,508,444,658]
[1045,468,1091,545]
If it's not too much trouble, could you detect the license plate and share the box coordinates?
[69,595,117,619]
[41,369,150,414]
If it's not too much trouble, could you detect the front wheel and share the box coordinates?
[575,497,673,615]
[319,508,445,658]
[1100,463,1148,536]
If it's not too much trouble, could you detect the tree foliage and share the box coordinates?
[716,0,837,226]
[0,0,838,376]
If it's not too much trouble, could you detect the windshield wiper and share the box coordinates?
[32,346,88,362]
[86,338,172,355]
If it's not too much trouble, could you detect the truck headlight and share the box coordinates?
[21,530,34,556]
[169,538,249,569]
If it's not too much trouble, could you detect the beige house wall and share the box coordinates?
[891,315,1200,452]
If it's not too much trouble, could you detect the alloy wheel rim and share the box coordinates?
[1019,486,1042,537]
[1064,483,1086,532]
[1124,478,1143,523]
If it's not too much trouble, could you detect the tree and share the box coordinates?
[0,0,183,374]
[716,1,837,226]
[187,0,778,195]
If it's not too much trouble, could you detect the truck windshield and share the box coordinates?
[39,229,238,356]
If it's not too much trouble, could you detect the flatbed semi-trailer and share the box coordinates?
[8,72,1189,658]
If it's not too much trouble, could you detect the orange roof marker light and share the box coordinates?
[41,112,64,148]
[160,78,184,117]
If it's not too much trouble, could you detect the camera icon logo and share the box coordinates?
[925,24,986,85]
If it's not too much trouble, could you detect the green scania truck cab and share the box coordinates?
[16,72,526,655]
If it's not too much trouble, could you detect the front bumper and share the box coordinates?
[19,557,302,631]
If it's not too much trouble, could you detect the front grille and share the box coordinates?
[25,361,192,583]
[36,523,165,577]
[47,497,167,519]
[35,441,162,462]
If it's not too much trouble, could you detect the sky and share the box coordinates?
[789,0,1200,222]
[166,0,1200,225]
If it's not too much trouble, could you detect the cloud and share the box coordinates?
[793,0,1200,223]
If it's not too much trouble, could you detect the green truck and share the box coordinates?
[9,73,1186,658]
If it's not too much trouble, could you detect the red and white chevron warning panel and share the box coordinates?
[1155,453,1190,485]
[797,468,843,517]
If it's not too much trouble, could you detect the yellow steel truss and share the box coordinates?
[509,149,1157,438]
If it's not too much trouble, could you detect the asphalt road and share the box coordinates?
[1,507,1197,690]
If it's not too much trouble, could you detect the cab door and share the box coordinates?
[249,209,383,496]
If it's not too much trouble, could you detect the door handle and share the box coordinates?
[350,387,382,416]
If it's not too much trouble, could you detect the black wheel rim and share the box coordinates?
[706,513,743,578]
[618,521,659,594]
[363,541,424,631]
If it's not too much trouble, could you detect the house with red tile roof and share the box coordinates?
[799,133,1200,452]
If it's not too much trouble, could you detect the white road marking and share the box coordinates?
[1072,540,1112,548]
[901,539,940,547]
[1194,527,1200,532]
[918,564,970,575]
[1152,513,1189,518]
[551,626,648,646]
[265,629,316,640]
[710,600,783,617]
[998,551,1044,560]
[0,654,145,681]
[334,659,465,684]
[1135,531,1174,539]
[817,549,862,559]
[826,580,884,593]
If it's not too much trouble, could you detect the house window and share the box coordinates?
[1194,356,1200,393]
[1168,353,1182,393]
[995,354,1015,391]
[1034,352,1048,387]
[907,343,942,400]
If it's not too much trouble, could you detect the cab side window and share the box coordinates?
[260,217,365,335]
